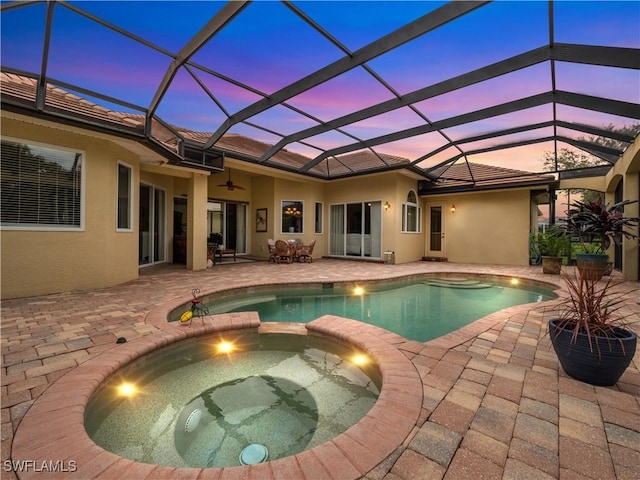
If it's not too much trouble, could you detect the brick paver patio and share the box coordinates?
[1,260,639,479]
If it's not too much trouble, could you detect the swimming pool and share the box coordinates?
[184,276,555,342]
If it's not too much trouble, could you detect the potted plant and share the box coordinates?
[560,198,640,280]
[208,232,223,246]
[537,226,569,275]
[548,272,638,386]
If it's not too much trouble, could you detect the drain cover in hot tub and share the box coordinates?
[239,443,269,465]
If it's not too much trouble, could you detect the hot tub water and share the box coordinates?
[85,333,380,468]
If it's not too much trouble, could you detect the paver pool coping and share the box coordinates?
[11,271,564,479]
[11,313,424,480]
[148,271,562,348]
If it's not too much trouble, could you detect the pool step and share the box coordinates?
[209,295,277,313]
[423,278,492,289]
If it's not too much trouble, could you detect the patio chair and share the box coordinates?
[297,239,316,263]
[290,238,303,261]
[274,239,294,264]
[267,239,277,262]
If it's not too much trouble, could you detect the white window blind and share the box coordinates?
[1,140,83,228]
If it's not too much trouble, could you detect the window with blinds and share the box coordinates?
[1,139,83,229]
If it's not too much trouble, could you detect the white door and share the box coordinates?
[426,204,445,258]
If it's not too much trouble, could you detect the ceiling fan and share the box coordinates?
[217,169,245,191]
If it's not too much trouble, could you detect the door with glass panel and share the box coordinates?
[207,201,247,254]
[329,201,381,258]
[426,204,445,258]
[139,184,166,265]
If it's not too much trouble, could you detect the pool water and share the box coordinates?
[204,277,554,342]
[85,333,380,468]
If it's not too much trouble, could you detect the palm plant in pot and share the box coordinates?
[560,198,640,280]
[548,272,638,386]
[537,226,569,275]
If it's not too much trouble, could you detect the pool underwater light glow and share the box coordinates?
[351,353,369,366]
[216,340,235,354]
[117,382,137,397]
[353,286,365,296]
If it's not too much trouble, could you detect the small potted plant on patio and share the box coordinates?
[548,272,638,386]
[208,232,223,246]
[560,198,640,280]
[537,226,569,275]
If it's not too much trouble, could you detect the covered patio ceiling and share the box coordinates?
[1,1,639,185]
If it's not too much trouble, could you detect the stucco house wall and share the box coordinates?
[1,116,141,299]
[425,189,532,266]
[555,137,639,281]
[250,175,276,260]
[8,109,635,298]
[605,137,639,280]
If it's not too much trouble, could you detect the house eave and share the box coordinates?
[418,178,556,196]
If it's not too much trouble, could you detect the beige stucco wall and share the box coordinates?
[1,114,212,299]
[559,176,606,192]
[605,136,640,281]
[273,177,326,256]
[555,137,640,281]
[1,116,140,299]
[205,164,330,261]
[234,171,425,263]
[424,189,532,266]
[324,173,424,262]
[2,111,582,297]
[250,175,276,259]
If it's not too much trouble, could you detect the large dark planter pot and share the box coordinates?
[575,253,609,281]
[548,319,637,386]
[541,256,562,275]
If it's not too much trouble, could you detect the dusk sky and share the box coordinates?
[2,1,639,174]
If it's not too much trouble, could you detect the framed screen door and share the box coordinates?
[426,204,445,258]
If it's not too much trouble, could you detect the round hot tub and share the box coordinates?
[84,332,381,468]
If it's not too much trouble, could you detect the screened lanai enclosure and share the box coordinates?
[1,0,638,189]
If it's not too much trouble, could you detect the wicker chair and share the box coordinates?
[297,240,316,263]
[267,239,277,263]
[274,239,294,264]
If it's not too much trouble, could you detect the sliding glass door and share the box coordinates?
[139,184,166,265]
[329,201,381,258]
[330,204,345,255]
[225,202,247,254]
[207,201,247,254]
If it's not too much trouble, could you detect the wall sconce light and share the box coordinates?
[384,201,391,211]
[450,204,456,214]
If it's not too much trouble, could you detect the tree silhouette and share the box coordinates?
[542,123,640,173]
[541,123,639,205]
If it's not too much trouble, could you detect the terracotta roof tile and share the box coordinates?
[2,72,553,186]
[426,162,554,190]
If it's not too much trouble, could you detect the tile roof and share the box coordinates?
[2,72,553,190]
[424,162,555,192]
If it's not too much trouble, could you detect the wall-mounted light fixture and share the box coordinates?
[384,201,391,211]
[450,204,456,214]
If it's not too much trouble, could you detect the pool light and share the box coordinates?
[353,286,365,296]
[216,340,235,354]
[117,382,137,397]
[510,278,520,285]
[351,353,369,366]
